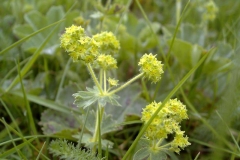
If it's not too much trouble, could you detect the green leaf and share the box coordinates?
[150,151,167,160]
[167,38,204,69]
[49,139,103,160]
[12,6,78,54]
[202,41,233,74]
[56,84,79,106]
[7,90,81,114]
[39,109,79,135]
[105,84,147,123]
[134,139,168,160]
[24,10,48,31]
[0,19,64,56]
[53,129,79,141]
[46,6,65,24]
[180,23,205,46]
[138,22,161,50]
[133,147,149,160]
[73,86,120,109]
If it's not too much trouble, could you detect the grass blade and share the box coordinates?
[0,138,35,159]
[17,60,39,142]
[8,91,81,114]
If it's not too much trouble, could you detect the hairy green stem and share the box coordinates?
[92,105,104,156]
[98,105,104,157]
[100,69,103,90]
[109,73,144,95]
[158,142,171,149]
[141,77,150,102]
[103,70,107,92]
[156,139,163,147]
[86,63,104,95]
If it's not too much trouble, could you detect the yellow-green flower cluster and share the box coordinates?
[138,53,164,83]
[60,25,98,63]
[60,25,120,65]
[170,131,191,154]
[108,78,119,87]
[60,25,84,53]
[93,31,120,55]
[78,37,99,63]
[202,0,218,21]
[97,54,117,70]
[141,99,191,154]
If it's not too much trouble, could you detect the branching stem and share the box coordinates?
[86,63,104,95]
[108,73,144,95]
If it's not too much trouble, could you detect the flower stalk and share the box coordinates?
[86,63,104,95]
[108,73,144,95]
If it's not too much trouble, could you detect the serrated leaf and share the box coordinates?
[56,84,79,106]
[49,139,103,160]
[74,96,98,108]
[73,86,120,109]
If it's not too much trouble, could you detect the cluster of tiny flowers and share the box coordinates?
[60,25,120,66]
[93,32,120,55]
[96,54,117,70]
[138,53,164,83]
[141,99,191,154]
[107,78,119,87]
[202,0,218,21]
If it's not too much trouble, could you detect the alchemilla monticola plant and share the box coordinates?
[49,24,190,160]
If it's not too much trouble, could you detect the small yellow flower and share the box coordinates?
[202,0,218,21]
[77,37,99,63]
[60,25,122,64]
[138,53,164,83]
[107,78,119,87]
[170,131,191,154]
[60,25,85,62]
[162,99,188,122]
[97,54,117,70]
[93,31,120,55]
[60,25,101,63]
[65,25,84,36]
